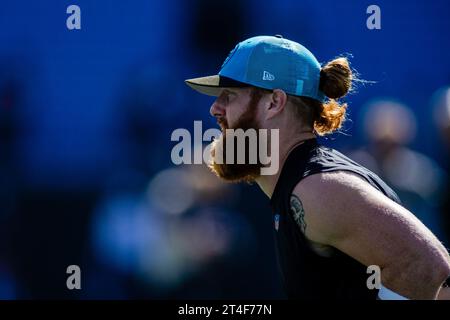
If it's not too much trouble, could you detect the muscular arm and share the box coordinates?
[291,171,450,300]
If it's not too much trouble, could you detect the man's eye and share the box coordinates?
[226,93,236,103]
[220,92,235,104]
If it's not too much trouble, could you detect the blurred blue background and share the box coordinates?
[0,0,449,299]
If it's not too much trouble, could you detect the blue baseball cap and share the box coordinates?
[185,35,325,102]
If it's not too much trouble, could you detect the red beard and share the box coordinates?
[208,90,265,183]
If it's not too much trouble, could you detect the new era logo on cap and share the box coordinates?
[262,71,275,81]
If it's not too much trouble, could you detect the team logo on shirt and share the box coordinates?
[274,214,280,231]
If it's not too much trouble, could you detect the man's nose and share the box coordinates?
[210,99,225,118]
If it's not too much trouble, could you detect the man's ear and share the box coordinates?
[266,89,287,120]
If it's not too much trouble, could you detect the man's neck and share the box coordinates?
[256,132,316,198]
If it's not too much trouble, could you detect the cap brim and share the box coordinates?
[185,75,250,97]
[185,75,222,97]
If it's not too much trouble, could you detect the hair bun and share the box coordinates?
[319,57,352,99]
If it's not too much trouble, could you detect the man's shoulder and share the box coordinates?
[293,170,371,215]
[291,170,393,243]
[295,170,370,194]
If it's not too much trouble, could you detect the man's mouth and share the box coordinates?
[217,119,228,131]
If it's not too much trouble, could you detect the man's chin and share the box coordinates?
[208,161,260,184]
[208,140,261,183]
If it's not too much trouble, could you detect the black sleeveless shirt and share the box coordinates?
[270,138,401,300]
